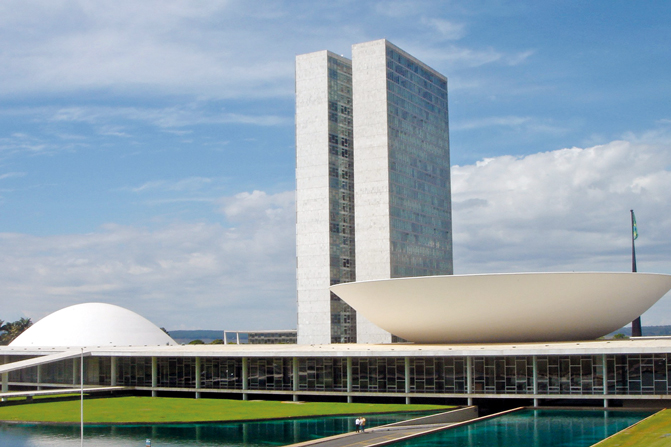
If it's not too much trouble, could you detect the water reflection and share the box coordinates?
[1,410,651,447]
[0,412,421,447]
[391,409,653,447]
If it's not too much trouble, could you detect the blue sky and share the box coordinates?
[1,0,670,331]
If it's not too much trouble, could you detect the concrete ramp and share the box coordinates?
[0,386,127,399]
[382,406,478,427]
[284,407,480,447]
[0,350,89,374]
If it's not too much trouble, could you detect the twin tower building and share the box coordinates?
[296,39,453,344]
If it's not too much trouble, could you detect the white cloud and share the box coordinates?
[0,189,297,330]
[452,115,532,130]
[422,18,466,40]
[2,134,671,329]
[49,106,290,129]
[128,177,213,193]
[505,50,535,66]
[419,45,504,68]
[0,172,25,180]
[452,115,567,135]
[0,0,295,99]
[0,104,287,157]
[219,190,294,222]
[415,46,534,70]
[0,133,51,155]
[452,134,671,324]
[0,1,533,99]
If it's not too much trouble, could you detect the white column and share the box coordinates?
[151,357,157,397]
[405,357,411,405]
[292,357,299,402]
[466,356,473,406]
[242,357,248,401]
[532,355,539,407]
[346,357,353,403]
[80,349,84,447]
[1,355,7,402]
[110,357,117,387]
[37,364,42,391]
[1,374,7,402]
[603,354,608,408]
[73,358,78,386]
[195,357,201,399]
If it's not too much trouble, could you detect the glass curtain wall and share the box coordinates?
[5,353,671,397]
[385,46,452,278]
[327,54,357,343]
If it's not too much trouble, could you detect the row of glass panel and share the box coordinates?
[386,48,447,96]
[6,354,671,396]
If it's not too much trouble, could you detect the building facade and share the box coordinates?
[296,40,453,345]
[3,340,671,408]
[352,40,453,343]
[296,51,357,344]
[223,330,297,345]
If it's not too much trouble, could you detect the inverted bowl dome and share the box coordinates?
[330,272,671,343]
[10,302,177,347]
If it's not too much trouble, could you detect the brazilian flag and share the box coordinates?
[632,211,638,240]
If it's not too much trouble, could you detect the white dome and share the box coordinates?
[10,303,177,347]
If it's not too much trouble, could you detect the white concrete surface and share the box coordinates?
[9,303,177,347]
[331,272,671,343]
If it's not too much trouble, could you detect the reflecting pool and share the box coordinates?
[0,409,653,447]
[0,412,423,447]
[392,409,653,447]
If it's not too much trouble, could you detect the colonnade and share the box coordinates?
[0,352,634,408]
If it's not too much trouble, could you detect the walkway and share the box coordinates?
[0,386,127,400]
[0,350,89,374]
[285,408,481,447]
[289,424,455,447]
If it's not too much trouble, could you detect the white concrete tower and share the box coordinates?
[296,40,452,344]
[296,51,357,344]
[353,40,453,343]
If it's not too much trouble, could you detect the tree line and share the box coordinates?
[0,318,32,345]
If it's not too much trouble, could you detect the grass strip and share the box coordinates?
[0,396,451,424]
[595,409,671,447]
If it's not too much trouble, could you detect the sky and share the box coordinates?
[1,0,670,332]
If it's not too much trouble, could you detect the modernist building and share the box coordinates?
[3,287,671,409]
[296,39,453,345]
[296,50,356,345]
[3,43,670,412]
[5,339,671,409]
[223,330,298,345]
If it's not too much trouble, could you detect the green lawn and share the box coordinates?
[595,409,671,447]
[0,396,451,424]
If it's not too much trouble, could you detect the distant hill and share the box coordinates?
[608,325,671,337]
[166,330,253,344]
[166,326,671,344]
[167,330,223,344]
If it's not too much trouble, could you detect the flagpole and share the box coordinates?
[80,348,84,447]
[630,210,642,337]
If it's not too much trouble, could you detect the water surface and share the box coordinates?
[0,409,652,447]
[391,409,652,447]
[0,412,423,447]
